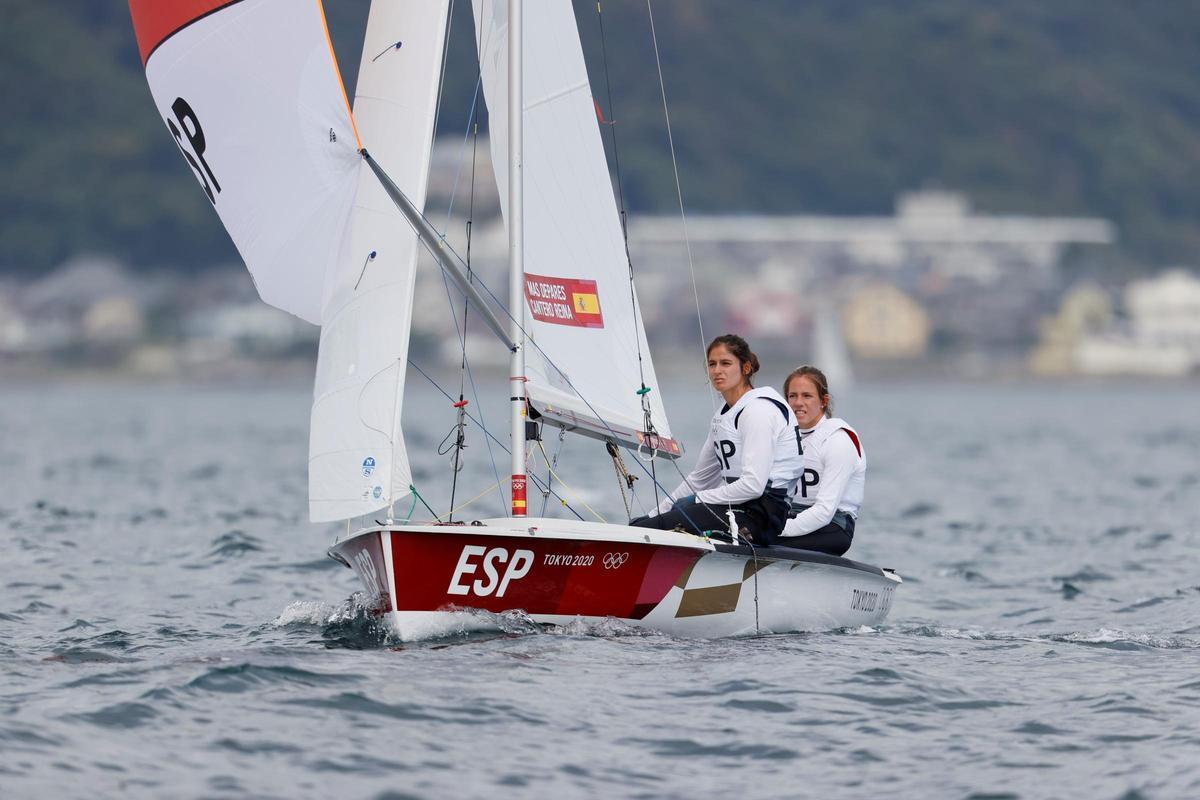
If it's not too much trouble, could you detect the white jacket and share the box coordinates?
[781,415,865,537]
[658,387,803,512]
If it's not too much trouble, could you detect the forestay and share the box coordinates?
[129,0,362,325]
[472,0,680,457]
[309,1,451,522]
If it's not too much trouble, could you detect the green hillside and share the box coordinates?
[2,0,1197,274]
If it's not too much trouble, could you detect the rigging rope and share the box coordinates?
[434,479,504,522]
[539,427,566,516]
[445,113,484,519]
[408,358,585,521]
[605,440,637,519]
[644,1,743,534]
[645,0,709,389]
[595,0,661,510]
[406,189,676,517]
[429,8,505,515]
[460,269,680,501]
[537,438,607,523]
[408,484,439,520]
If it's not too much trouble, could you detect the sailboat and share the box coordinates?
[129,0,900,640]
[814,305,854,393]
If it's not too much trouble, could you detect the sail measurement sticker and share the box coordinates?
[524,273,604,328]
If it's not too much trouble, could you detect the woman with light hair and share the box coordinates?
[778,366,865,555]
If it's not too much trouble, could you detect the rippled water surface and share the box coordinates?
[2,379,1198,798]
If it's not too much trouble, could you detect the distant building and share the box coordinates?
[624,190,1114,359]
[0,292,29,354]
[1126,269,1200,353]
[83,296,145,344]
[182,303,317,355]
[842,284,931,360]
[1073,336,1192,377]
[1072,270,1200,377]
[629,190,1113,288]
[1028,284,1113,376]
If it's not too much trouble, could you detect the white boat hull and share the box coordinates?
[329,518,900,641]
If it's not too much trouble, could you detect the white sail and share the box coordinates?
[472,0,680,456]
[308,1,451,522]
[813,305,854,392]
[130,0,362,325]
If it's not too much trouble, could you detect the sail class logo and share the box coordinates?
[524,273,604,328]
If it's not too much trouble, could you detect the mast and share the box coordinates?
[508,0,527,517]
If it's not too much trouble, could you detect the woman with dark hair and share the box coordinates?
[632,334,804,543]
[778,366,865,556]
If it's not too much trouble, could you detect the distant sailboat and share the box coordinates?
[813,305,854,392]
[129,0,899,640]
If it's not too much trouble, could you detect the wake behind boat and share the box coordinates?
[128,0,901,641]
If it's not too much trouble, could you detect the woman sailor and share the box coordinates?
[778,366,865,555]
[632,335,803,543]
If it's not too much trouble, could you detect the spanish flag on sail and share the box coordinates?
[524,273,605,329]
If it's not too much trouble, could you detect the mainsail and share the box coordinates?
[472,0,680,456]
[308,2,450,522]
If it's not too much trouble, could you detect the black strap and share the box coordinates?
[733,396,790,429]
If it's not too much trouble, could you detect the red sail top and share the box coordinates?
[129,0,241,65]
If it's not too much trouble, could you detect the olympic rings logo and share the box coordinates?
[603,552,629,570]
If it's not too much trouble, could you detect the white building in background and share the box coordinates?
[1072,269,1200,377]
[0,291,29,354]
[1126,269,1200,352]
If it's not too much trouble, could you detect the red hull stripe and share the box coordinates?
[129,0,246,65]
[841,427,862,457]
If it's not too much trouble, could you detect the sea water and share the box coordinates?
[1,378,1198,798]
